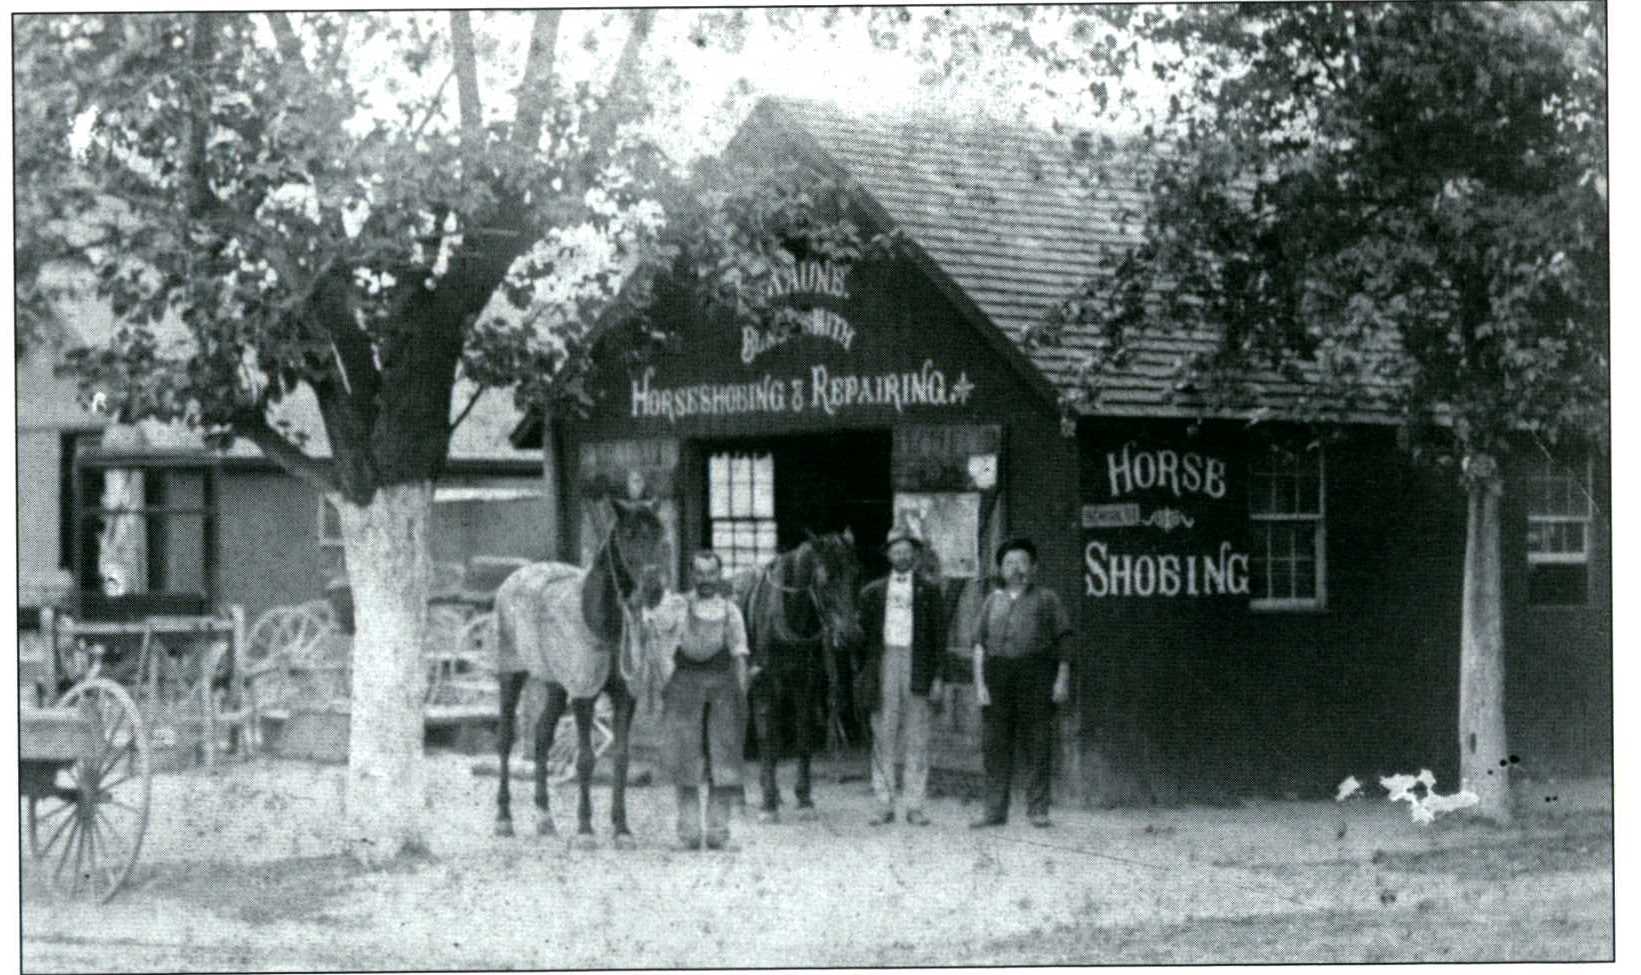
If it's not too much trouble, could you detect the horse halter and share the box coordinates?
[596,510,667,696]
[762,545,837,646]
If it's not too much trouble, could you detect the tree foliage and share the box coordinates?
[16,11,684,503]
[1049,2,1607,462]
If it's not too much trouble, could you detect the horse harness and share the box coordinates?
[749,553,831,648]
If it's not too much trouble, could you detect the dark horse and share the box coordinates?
[736,530,864,821]
[491,498,667,847]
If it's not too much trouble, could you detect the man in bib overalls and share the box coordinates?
[658,550,751,850]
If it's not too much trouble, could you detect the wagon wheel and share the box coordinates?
[28,677,152,902]
[423,605,473,706]
[545,697,614,785]
[245,605,334,666]
[434,613,498,707]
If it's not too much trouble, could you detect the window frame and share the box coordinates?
[1248,447,1328,612]
[1525,452,1594,607]
[71,459,217,600]
[706,451,778,577]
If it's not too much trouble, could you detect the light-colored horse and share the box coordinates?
[492,498,668,847]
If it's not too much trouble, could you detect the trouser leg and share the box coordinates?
[1021,660,1057,817]
[871,647,908,810]
[902,690,931,812]
[676,786,702,848]
[980,658,1017,822]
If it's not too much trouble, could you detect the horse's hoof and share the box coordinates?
[535,816,557,837]
[571,833,598,851]
[756,809,780,824]
[612,832,637,851]
[494,819,515,838]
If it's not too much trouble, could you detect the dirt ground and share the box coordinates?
[21,750,1613,971]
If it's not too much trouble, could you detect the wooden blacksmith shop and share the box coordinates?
[517,99,1611,805]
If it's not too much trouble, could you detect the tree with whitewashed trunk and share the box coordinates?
[1035,3,1607,821]
[13,9,697,862]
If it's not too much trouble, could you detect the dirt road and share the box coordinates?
[21,753,1612,970]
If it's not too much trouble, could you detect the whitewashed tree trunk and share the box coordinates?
[336,481,435,862]
[1459,463,1512,824]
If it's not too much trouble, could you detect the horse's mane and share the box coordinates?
[580,534,629,645]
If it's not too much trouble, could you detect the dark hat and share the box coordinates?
[884,522,925,550]
[995,537,1038,567]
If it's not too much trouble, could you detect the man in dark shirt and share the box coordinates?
[970,537,1073,828]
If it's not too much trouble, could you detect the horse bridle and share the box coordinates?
[597,511,665,691]
[759,544,839,647]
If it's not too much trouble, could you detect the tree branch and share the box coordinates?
[411,69,457,143]
[450,11,483,156]
[512,9,561,152]
[234,408,339,495]
[581,9,655,154]
[184,13,219,221]
[449,384,485,436]
[265,12,306,72]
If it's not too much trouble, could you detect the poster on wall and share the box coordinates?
[1078,435,1250,602]
[894,492,982,579]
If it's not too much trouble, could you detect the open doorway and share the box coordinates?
[699,430,893,580]
[700,430,892,759]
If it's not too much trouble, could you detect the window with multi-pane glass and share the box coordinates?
[708,453,777,577]
[1248,448,1326,609]
[1526,453,1592,606]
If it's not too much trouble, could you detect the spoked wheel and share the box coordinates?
[29,677,152,902]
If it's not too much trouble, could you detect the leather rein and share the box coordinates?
[751,546,830,647]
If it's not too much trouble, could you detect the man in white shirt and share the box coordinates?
[855,523,948,826]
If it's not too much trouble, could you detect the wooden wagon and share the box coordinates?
[21,636,152,902]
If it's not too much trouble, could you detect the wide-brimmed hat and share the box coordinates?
[884,523,924,550]
[995,536,1038,567]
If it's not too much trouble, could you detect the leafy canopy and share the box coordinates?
[1046,2,1607,461]
[17,13,873,501]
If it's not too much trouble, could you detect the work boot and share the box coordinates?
[705,786,739,851]
[676,786,702,850]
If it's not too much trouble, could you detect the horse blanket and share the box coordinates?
[494,562,608,700]
[494,561,680,706]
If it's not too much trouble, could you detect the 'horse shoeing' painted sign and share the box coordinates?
[630,359,977,424]
[1080,437,1251,601]
[578,254,1014,436]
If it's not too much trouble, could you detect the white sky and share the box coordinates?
[330,6,1167,165]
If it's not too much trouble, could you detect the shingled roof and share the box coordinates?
[742,98,1404,424]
